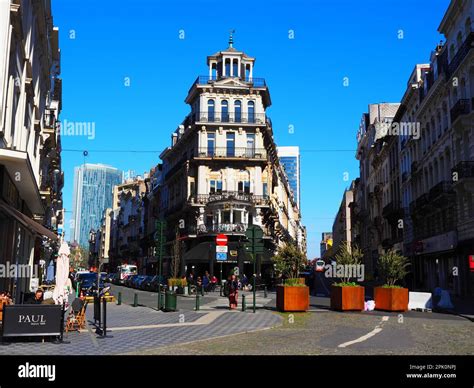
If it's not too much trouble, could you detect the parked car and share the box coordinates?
[126,274,139,288]
[133,275,148,289]
[147,275,166,292]
[108,273,119,284]
[138,275,153,290]
[76,272,104,293]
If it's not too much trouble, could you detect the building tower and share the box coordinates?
[71,164,122,247]
[158,37,305,280]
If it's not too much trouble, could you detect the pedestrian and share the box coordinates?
[202,271,210,291]
[241,274,248,290]
[226,274,239,309]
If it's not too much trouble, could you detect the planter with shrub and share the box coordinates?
[374,250,410,312]
[330,243,365,311]
[273,243,309,312]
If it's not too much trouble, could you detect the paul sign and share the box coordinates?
[2,305,63,337]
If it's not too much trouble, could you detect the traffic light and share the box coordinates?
[244,225,265,256]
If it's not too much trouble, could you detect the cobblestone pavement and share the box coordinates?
[0,303,281,355]
[132,305,474,355]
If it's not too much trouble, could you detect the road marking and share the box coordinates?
[338,316,389,348]
[79,311,227,333]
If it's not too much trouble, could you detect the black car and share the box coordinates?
[76,272,105,293]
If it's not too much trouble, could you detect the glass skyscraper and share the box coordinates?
[71,164,122,247]
[277,146,300,209]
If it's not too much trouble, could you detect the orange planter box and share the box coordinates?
[276,285,309,312]
[374,287,408,311]
[330,285,365,311]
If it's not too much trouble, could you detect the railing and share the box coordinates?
[447,32,474,77]
[197,223,247,234]
[382,201,401,218]
[450,99,471,123]
[43,110,56,129]
[415,193,430,209]
[452,161,474,179]
[429,181,454,201]
[190,192,269,205]
[196,147,267,159]
[194,111,267,124]
[190,75,266,91]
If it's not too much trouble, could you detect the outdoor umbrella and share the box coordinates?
[52,242,71,305]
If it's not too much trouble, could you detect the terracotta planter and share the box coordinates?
[330,285,365,311]
[276,285,309,312]
[374,287,408,311]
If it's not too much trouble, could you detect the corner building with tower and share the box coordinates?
[157,38,306,280]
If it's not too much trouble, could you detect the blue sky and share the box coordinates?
[53,0,451,257]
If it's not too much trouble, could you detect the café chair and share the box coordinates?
[65,298,88,333]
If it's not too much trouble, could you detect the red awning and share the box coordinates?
[0,200,58,241]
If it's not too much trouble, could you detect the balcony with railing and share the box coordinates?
[382,201,403,219]
[450,99,471,124]
[447,32,474,77]
[194,111,267,125]
[43,110,56,131]
[196,147,267,160]
[196,223,247,235]
[429,181,455,202]
[190,192,270,206]
[189,75,267,94]
[452,161,474,180]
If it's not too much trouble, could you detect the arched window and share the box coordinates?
[248,101,255,123]
[221,100,229,122]
[234,100,242,123]
[207,99,215,122]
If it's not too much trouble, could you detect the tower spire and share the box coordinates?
[229,29,235,48]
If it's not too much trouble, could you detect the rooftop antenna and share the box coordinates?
[229,29,235,48]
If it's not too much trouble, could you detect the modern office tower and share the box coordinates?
[71,164,122,247]
[277,146,301,209]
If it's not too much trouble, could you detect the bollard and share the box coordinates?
[117,292,122,305]
[264,286,267,298]
[201,285,204,296]
[102,297,107,337]
[133,293,138,307]
[195,292,200,311]
[242,294,246,312]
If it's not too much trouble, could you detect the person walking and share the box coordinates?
[226,274,239,309]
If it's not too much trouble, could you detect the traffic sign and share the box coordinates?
[216,252,227,261]
[216,246,228,253]
[216,234,228,246]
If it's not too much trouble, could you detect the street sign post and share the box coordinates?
[216,234,228,246]
[244,226,265,313]
[216,252,227,261]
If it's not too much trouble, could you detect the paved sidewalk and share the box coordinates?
[0,302,281,355]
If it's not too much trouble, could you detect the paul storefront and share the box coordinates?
[0,167,58,302]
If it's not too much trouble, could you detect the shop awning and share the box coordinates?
[0,200,58,241]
